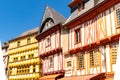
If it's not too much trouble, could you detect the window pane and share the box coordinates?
[116,9,120,27]
[49,57,53,67]
[90,49,100,67]
[77,52,84,69]
[67,61,71,67]
[75,29,81,43]
[111,42,118,64]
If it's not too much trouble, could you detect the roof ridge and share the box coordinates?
[46,5,66,21]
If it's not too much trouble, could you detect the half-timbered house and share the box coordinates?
[61,0,120,80]
[36,6,67,80]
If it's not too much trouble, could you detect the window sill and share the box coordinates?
[77,68,85,70]
[74,42,81,45]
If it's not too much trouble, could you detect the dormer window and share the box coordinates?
[69,0,84,13]
[45,20,51,29]
[78,2,84,12]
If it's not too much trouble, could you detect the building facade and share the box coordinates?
[8,27,40,80]
[36,6,67,80]
[62,0,120,80]
[2,42,9,79]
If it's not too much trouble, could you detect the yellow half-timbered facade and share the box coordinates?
[8,27,40,80]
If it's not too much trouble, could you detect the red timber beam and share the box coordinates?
[43,70,65,75]
[39,47,62,58]
[65,0,120,29]
[36,23,61,41]
[69,0,83,8]
[70,34,120,54]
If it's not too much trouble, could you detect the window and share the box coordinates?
[116,8,120,27]
[49,56,53,68]
[70,0,85,13]
[90,51,94,66]
[23,56,25,60]
[75,28,81,44]
[77,52,84,69]
[67,61,72,67]
[90,49,100,67]
[111,42,118,64]
[78,2,84,12]
[29,54,34,59]
[46,37,51,47]
[27,38,31,44]
[33,65,36,72]
[45,20,51,28]
[14,57,18,62]
[17,41,20,47]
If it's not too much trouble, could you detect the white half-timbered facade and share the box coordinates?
[36,6,66,80]
[63,0,120,79]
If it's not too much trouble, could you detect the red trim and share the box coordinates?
[69,0,83,8]
[43,70,65,75]
[70,34,120,54]
[39,47,62,58]
[36,23,61,41]
[111,33,120,41]
[65,0,120,29]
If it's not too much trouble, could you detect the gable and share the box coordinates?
[38,5,66,34]
[40,17,55,33]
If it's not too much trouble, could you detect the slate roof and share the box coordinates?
[18,27,39,37]
[39,5,66,34]
[64,0,105,25]
[9,27,39,42]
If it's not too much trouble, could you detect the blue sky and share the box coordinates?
[0,0,71,44]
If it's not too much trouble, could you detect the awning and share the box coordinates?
[58,73,105,80]
[39,74,63,80]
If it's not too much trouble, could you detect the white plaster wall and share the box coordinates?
[106,44,111,72]
[71,29,74,49]
[106,9,111,36]
[90,67,100,74]
[81,24,84,46]
[112,64,116,72]
[110,7,116,35]
[54,54,58,71]
[51,33,55,49]
[69,30,72,50]
[56,31,60,48]
[77,69,85,75]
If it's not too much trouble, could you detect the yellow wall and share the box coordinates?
[8,32,41,80]
[9,35,37,50]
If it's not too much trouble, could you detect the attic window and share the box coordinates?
[69,0,83,8]
[78,2,84,12]
[45,20,51,28]
[69,0,84,13]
